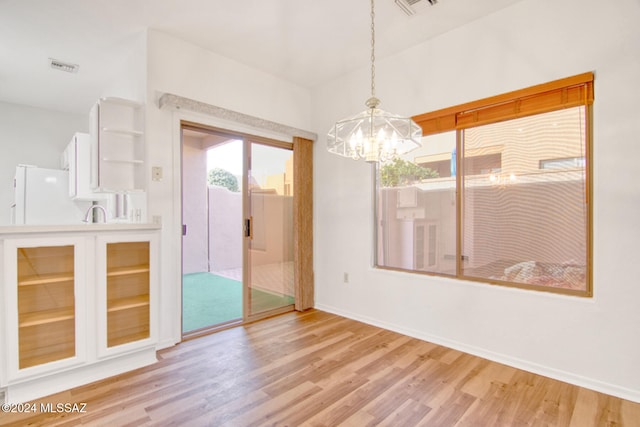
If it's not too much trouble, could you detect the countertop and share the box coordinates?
[0,223,161,235]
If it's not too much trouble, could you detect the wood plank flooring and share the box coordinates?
[1,309,639,426]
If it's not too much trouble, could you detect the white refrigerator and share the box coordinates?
[12,165,92,225]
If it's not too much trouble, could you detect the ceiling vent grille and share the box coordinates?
[49,58,79,73]
[395,0,438,16]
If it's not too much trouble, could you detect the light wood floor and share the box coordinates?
[1,309,639,426]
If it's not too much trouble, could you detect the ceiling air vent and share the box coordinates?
[395,0,438,16]
[49,58,79,73]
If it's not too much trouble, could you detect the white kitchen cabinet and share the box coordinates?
[0,227,159,403]
[90,97,145,193]
[63,132,96,201]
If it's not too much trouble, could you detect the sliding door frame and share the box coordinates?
[180,121,313,333]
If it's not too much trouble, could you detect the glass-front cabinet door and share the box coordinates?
[4,237,87,380]
[18,245,76,368]
[96,233,157,357]
[105,241,150,348]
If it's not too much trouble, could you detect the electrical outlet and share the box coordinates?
[151,166,163,181]
[343,272,349,283]
[153,215,162,225]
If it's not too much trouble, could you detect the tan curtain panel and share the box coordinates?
[293,136,314,311]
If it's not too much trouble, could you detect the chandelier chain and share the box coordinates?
[370,0,376,99]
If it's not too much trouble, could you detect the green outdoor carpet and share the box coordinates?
[183,272,242,332]
[182,272,294,333]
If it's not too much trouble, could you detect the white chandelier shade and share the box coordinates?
[327,97,423,163]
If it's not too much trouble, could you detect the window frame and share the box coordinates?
[374,72,593,297]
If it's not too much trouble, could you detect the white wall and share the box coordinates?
[144,30,312,348]
[0,31,146,226]
[312,0,640,402]
[100,31,147,104]
[0,102,88,225]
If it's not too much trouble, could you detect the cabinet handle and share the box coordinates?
[182,224,187,236]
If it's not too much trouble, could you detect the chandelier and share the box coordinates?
[327,0,422,163]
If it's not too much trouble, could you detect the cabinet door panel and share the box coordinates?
[17,245,76,369]
[96,232,158,358]
[4,237,86,380]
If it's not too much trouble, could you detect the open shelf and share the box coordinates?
[92,97,145,192]
[18,273,74,287]
[101,127,144,136]
[108,295,150,312]
[107,264,150,277]
[19,307,75,328]
[100,96,143,107]
[101,157,144,164]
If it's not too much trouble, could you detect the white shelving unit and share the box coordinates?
[90,97,145,193]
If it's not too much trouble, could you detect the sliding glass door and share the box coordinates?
[181,124,296,337]
[245,141,295,318]
[181,128,243,334]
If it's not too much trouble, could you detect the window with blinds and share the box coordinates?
[375,73,593,296]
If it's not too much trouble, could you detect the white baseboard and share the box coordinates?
[315,303,640,404]
[5,348,157,404]
[156,337,180,351]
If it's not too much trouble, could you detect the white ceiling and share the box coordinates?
[0,0,524,114]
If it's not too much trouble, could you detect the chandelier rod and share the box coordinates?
[370,0,376,100]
